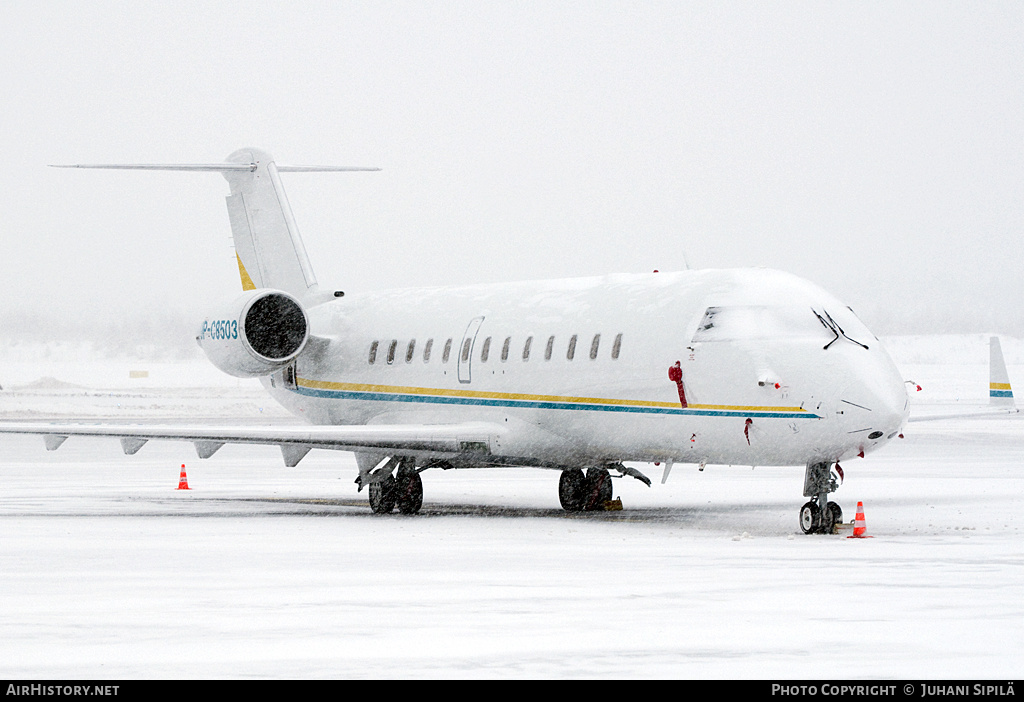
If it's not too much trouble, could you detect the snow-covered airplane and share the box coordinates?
[1,147,982,532]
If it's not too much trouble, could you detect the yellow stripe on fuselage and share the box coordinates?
[991,382,1012,390]
[296,377,809,414]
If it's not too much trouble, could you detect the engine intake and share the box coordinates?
[198,289,309,378]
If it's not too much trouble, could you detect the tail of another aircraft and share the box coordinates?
[989,336,1015,408]
[53,148,379,298]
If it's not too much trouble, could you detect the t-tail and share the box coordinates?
[52,148,379,298]
[53,149,378,379]
[989,336,1016,409]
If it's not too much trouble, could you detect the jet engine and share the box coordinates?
[197,289,309,378]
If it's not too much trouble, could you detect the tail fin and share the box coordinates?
[222,148,315,296]
[989,336,1016,408]
[53,148,379,298]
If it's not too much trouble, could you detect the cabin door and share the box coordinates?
[457,317,485,384]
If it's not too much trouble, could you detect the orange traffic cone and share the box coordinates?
[176,464,191,490]
[847,501,872,538]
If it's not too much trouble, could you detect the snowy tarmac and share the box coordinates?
[0,337,1022,678]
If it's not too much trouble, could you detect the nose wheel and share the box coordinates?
[799,462,843,534]
[799,500,843,534]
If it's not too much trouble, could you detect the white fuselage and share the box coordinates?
[261,268,909,469]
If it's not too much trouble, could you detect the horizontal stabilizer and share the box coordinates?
[52,163,254,171]
[53,149,379,297]
[51,163,379,172]
[279,165,381,172]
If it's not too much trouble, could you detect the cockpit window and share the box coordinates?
[692,306,834,343]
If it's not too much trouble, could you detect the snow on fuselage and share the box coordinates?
[261,268,909,469]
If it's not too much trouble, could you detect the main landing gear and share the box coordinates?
[357,457,652,515]
[558,467,613,511]
[557,463,651,512]
[362,457,424,515]
[800,461,843,534]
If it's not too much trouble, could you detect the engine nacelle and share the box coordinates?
[197,289,309,378]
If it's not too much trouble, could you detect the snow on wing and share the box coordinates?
[0,421,505,463]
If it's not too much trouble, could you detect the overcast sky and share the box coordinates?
[1,1,1022,341]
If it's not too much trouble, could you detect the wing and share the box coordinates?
[909,407,1017,422]
[0,421,507,467]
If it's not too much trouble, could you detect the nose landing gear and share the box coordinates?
[799,499,843,534]
[800,461,843,534]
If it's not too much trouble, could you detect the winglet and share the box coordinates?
[989,336,1016,409]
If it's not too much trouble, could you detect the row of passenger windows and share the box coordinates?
[368,333,623,365]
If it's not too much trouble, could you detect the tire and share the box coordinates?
[368,474,397,514]
[820,501,836,534]
[396,471,424,515]
[584,468,613,511]
[799,500,821,534]
[826,502,843,532]
[558,469,587,511]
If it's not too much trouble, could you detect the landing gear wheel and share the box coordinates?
[368,475,397,514]
[558,469,587,511]
[820,501,837,534]
[395,470,424,515]
[584,467,613,511]
[799,500,821,534]
[826,502,843,533]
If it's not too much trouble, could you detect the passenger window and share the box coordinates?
[423,338,433,362]
[523,336,533,361]
[480,336,492,362]
[461,338,472,362]
[387,340,397,365]
[442,338,453,363]
[545,336,555,361]
[406,339,416,363]
[501,337,511,362]
[368,340,379,364]
[612,333,622,359]
[566,334,577,360]
[590,334,600,360]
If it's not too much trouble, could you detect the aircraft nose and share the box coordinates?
[836,349,909,451]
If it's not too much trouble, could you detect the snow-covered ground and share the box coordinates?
[0,335,1021,678]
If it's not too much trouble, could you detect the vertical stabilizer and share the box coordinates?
[989,336,1015,408]
[222,148,317,297]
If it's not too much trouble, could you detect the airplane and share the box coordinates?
[906,336,1017,421]
[0,147,1004,534]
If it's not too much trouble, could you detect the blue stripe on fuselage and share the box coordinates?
[290,385,820,419]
